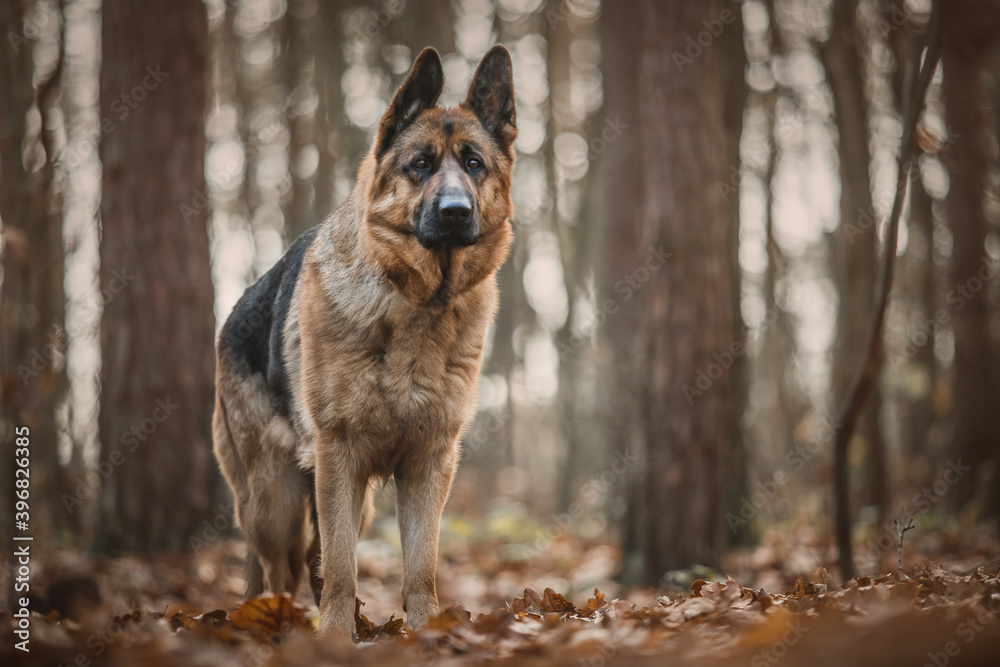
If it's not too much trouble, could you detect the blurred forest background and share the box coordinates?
[2,0,1000,605]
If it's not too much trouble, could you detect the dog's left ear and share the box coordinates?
[376,47,444,159]
[463,45,517,151]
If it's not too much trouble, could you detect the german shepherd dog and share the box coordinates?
[212,45,516,638]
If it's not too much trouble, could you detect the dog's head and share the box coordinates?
[359,46,517,305]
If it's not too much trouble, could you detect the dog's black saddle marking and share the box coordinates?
[218,227,318,417]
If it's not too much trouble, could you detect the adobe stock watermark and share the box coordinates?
[727,415,840,532]
[61,397,180,514]
[16,267,135,385]
[188,449,302,552]
[922,593,1000,667]
[463,409,509,457]
[59,600,147,664]
[750,619,810,666]
[842,128,959,245]
[6,0,58,53]
[584,116,629,162]
[519,448,639,558]
[577,635,623,667]
[681,297,789,405]
[671,3,740,73]
[354,0,414,38]
[557,245,672,361]
[189,500,238,552]
[60,66,171,172]
[179,111,287,224]
[546,0,594,30]
[856,459,970,569]
[715,89,832,202]
[887,254,998,369]
[518,114,629,225]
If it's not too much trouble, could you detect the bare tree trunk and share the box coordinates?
[941,3,1000,517]
[0,0,69,542]
[601,0,643,582]
[753,0,800,500]
[384,0,455,55]
[883,0,938,466]
[311,1,345,222]
[721,0,749,549]
[608,0,745,582]
[898,177,938,463]
[822,0,888,555]
[544,3,579,513]
[97,0,215,552]
[476,6,525,473]
[829,0,942,581]
[283,0,346,238]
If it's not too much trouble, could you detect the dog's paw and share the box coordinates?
[316,597,358,641]
[316,615,357,642]
[403,594,439,631]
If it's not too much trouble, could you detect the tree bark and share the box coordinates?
[0,0,70,542]
[607,0,745,582]
[97,0,216,552]
[720,0,750,549]
[821,0,888,556]
[941,2,1000,518]
[282,0,345,238]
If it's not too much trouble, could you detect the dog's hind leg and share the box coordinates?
[214,388,272,597]
[245,549,265,598]
[237,418,311,596]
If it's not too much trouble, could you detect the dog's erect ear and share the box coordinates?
[462,45,517,151]
[376,47,444,159]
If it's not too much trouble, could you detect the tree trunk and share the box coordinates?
[941,3,1000,518]
[607,0,745,583]
[97,0,216,552]
[720,0,750,549]
[601,0,642,582]
[884,0,938,465]
[282,0,345,238]
[311,1,345,224]
[544,5,579,513]
[384,0,455,55]
[822,0,888,556]
[0,0,70,542]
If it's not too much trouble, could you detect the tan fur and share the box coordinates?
[212,46,516,638]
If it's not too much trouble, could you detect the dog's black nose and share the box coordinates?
[417,190,479,248]
[439,195,472,226]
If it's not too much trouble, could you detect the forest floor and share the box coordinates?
[4,510,1000,666]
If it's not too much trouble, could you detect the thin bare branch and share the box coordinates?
[832,0,943,582]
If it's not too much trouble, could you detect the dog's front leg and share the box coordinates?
[395,449,457,629]
[315,433,366,639]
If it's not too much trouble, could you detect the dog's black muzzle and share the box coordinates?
[416,189,480,249]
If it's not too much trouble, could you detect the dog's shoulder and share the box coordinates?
[300,210,395,326]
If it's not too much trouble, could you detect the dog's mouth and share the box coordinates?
[414,206,481,249]
[415,231,480,250]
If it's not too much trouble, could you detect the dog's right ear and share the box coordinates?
[375,47,444,159]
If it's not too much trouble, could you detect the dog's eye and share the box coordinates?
[414,157,430,170]
[466,157,483,171]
